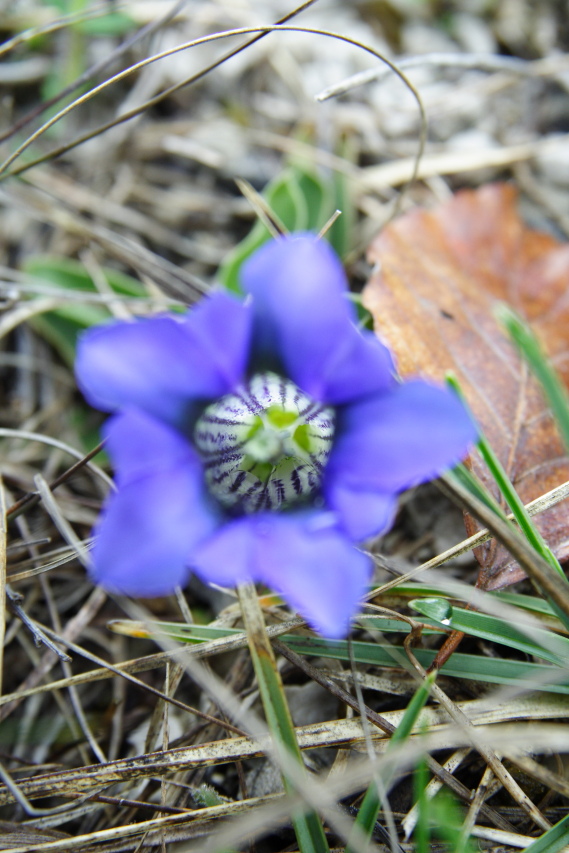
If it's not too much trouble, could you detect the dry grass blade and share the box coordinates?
[6,587,71,662]
[0,587,107,724]
[1,690,563,809]
[0,795,283,853]
[37,628,248,737]
[115,602,363,850]
[0,1,134,60]
[273,639,516,832]
[0,618,305,706]
[7,441,105,520]
[33,475,91,570]
[0,298,65,340]
[317,51,569,100]
[360,139,549,189]
[5,181,209,298]
[235,179,288,237]
[236,582,330,851]
[2,717,569,853]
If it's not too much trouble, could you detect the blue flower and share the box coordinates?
[75,234,477,637]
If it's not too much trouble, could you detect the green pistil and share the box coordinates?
[193,371,335,513]
[292,423,311,454]
[266,407,298,429]
[244,459,274,484]
[245,409,313,465]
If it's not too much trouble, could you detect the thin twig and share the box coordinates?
[6,587,71,662]
[6,441,106,519]
[0,2,321,178]
[38,626,248,738]
[0,25,425,194]
[0,429,112,494]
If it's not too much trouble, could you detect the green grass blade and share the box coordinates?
[446,374,563,575]
[446,374,569,632]
[495,307,569,632]
[476,431,562,573]
[237,583,329,853]
[109,614,445,641]
[413,754,430,853]
[410,598,569,667]
[378,584,564,623]
[389,673,436,744]
[498,305,569,453]
[449,461,509,519]
[23,255,146,364]
[109,619,569,694]
[440,472,569,630]
[346,673,435,853]
[489,591,564,620]
[430,791,476,853]
[219,164,338,294]
[522,814,569,853]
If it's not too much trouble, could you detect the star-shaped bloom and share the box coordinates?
[76,234,477,637]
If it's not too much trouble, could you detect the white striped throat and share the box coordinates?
[194,372,335,514]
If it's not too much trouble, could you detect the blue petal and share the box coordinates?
[103,408,199,483]
[325,481,397,541]
[241,234,394,403]
[326,380,478,498]
[91,411,220,597]
[310,325,395,404]
[189,518,256,588]
[192,512,372,637]
[76,292,251,426]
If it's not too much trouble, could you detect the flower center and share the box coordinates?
[194,372,335,514]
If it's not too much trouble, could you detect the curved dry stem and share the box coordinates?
[0,0,319,162]
[0,428,113,490]
[0,0,195,144]
[0,23,426,217]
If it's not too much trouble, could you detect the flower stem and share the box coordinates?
[237,582,330,853]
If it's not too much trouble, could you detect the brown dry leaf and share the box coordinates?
[365,183,569,589]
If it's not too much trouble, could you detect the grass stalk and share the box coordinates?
[237,582,330,853]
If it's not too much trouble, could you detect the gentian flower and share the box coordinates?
[75,234,477,637]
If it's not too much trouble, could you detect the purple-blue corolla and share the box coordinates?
[75,234,477,637]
